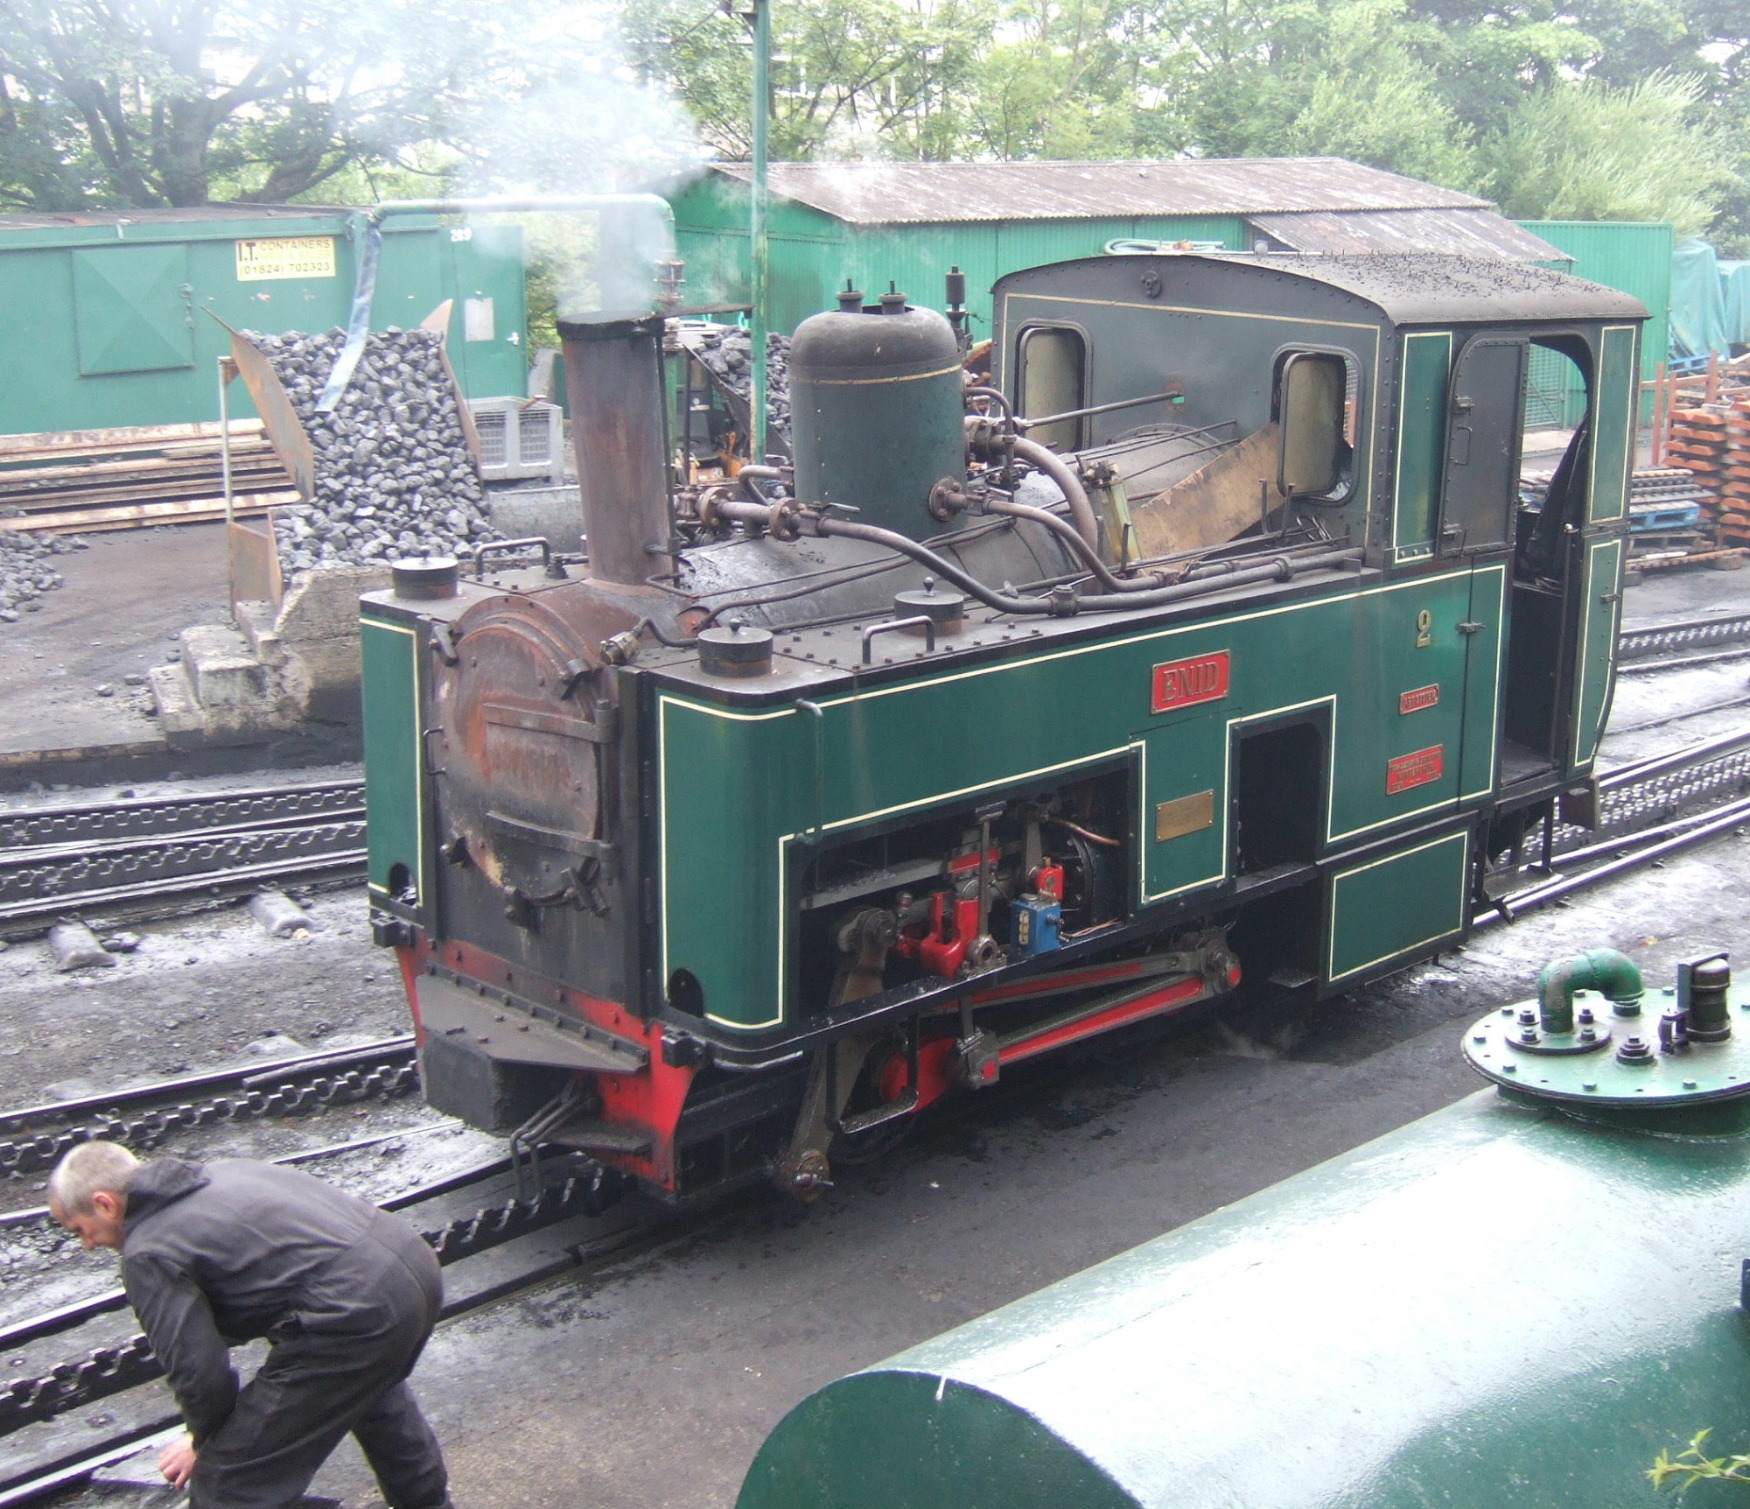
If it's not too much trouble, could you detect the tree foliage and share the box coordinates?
[0,0,1745,250]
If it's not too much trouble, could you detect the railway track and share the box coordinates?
[0,1037,418,1178]
[0,778,366,938]
[1616,609,1750,674]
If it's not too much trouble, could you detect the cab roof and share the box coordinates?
[1003,251,1649,326]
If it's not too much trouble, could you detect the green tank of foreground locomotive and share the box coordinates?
[357,252,1646,1205]
[738,950,1750,1509]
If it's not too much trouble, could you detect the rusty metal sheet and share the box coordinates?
[706,158,1488,226]
[214,319,317,500]
[1251,209,1569,262]
[227,516,284,613]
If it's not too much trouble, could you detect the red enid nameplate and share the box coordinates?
[1386,746,1444,794]
[1151,650,1230,714]
[1399,685,1440,715]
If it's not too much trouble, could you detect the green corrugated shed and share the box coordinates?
[1512,220,1671,424]
[0,206,528,437]
[669,159,1562,339]
[1513,220,1672,374]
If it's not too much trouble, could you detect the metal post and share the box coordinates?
[217,356,234,526]
[1651,362,1667,466]
[749,0,771,463]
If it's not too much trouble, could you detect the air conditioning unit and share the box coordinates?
[468,398,566,483]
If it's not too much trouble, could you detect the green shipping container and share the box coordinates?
[0,206,529,436]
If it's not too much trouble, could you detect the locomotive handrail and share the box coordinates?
[862,616,937,662]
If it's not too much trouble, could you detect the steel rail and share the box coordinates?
[1594,727,1750,794]
[0,780,364,851]
[0,847,367,936]
[0,806,365,867]
[0,1121,462,1231]
[0,1043,418,1177]
[1617,610,1750,661]
[1482,796,1750,925]
[0,821,365,911]
[0,1036,413,1133]
[1617,646,1750,675]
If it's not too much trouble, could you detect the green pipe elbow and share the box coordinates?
[1538,949,1644,1034]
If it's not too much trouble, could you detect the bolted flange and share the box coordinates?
[1463,951,1750,1127]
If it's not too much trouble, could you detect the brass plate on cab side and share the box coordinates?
[1155,789,1215,842]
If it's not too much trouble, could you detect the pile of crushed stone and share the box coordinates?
[691,327,792,443]
[0,526,82,623]
[246,328,502,575]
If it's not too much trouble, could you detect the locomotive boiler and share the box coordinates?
[360,249,1646,1203]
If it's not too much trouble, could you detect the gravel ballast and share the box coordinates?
[246,327,503,575]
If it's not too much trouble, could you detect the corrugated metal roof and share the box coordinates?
[0,203,348,232]
[1234,253,1647,323]
[1251,209,1569,263]
[705,159,1488,225]
[0,204,345,231]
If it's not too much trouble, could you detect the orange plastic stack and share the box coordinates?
[1666,403,1726,537]
[1723,401,1750,547]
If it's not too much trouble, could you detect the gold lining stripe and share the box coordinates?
[802,362,967,387]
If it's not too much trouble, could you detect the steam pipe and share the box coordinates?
[971,433,1099,552]
[979,494,1165,593]
[807,512,1361,617]
[1536,949,1644,1034]
[964,386,1015,424]
[367,194,676,227]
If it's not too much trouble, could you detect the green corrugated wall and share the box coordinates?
[1514,220,1671,424]
[668,173,1246,336]
[0,212,528,437]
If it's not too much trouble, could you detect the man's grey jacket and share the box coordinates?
[120,1158,439,1445]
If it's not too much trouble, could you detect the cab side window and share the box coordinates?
[1274,351,1354,502]
[1017,325,1087,452]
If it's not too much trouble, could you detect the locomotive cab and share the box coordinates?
[360,251,1644,1203]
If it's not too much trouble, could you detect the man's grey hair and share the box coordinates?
[48,1141,139,1217]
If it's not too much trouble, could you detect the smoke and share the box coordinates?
[458,16,710,321]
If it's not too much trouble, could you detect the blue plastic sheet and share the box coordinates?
[1670,237,1730,357]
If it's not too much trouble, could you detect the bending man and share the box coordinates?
[49,1141,451,1509]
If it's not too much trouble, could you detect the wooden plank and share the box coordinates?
[0,452,283,492]
[0,439,278,478]
[19,490,300,534]
[1128,424,1284,559]
[0,419,265,456]
[0,467,292,514]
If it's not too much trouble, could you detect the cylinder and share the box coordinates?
[1688,957,1732,1040]
[559,316,674,587]
[390,556,458,600]
[738,1087,1750,1509]
[788,295,965,540]
[697,624,773,678]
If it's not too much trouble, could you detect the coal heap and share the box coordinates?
[691,328,792,442]
[247,328,502,575]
